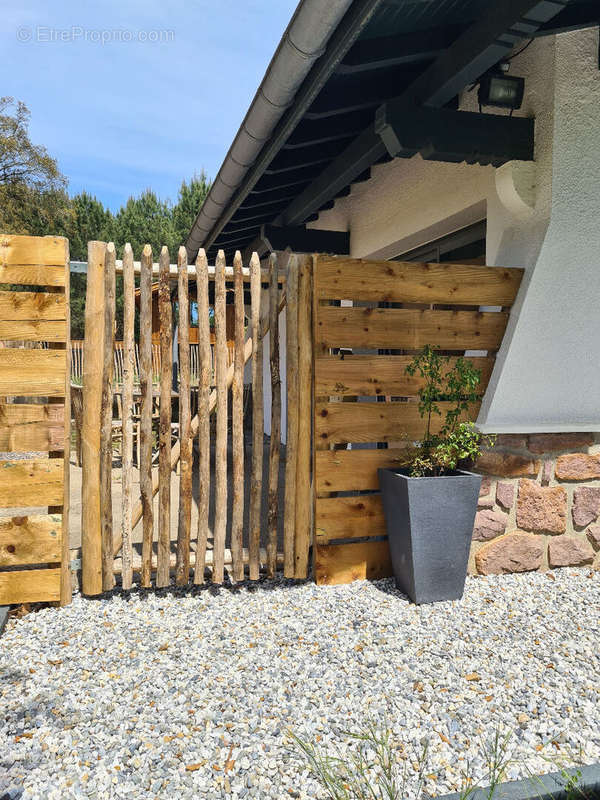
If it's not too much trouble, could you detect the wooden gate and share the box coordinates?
[0,234,71,605]
[79,244,312,593]
[312,254,523,585]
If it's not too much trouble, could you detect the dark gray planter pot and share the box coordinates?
[437,762,600,800]
[378,468,481,604]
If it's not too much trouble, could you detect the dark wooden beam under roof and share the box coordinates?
[261,224,350,254]
[264,138,352,174]
[304,64,426,118]
[250,164,324,193]
[376,105,535,165]
[239,188,301,209]
[278,0,570,228]
[337,23,465,74]
[533,1,599,35]
[284,108,373,149]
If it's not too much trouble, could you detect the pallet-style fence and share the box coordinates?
[0,234,71,605]
[80,243,313,594]
[312,254,523,585]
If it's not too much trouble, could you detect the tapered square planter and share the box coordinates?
[378,468,482,604]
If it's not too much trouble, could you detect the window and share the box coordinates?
[393,220,486,264]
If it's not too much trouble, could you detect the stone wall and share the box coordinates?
[469,434,600,575]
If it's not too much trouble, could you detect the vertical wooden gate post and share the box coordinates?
[266,253,281,578]
[248,252,263,581]
[100,243,116,591]
[176,246,192,585]
[157,246,172,588]
[231,251,245,582]
[213,250,228,584]
[283,255,299,578]
[139,245,154,587]
[194,250,211,584]
[81,240,106,595]
[294,254,313,579]
[120,243,135,590]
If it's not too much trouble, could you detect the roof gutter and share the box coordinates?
[186,0,385,260]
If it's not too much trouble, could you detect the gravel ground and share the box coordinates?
[1,570,600,799]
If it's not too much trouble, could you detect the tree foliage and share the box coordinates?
[0,97,211,337]
[401,345,494,477]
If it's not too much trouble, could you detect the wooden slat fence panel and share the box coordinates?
[316,307,508,351]
[0,349,66,397]
[315,355,494,397]
[0,404,64,452]
[316,400,480,447]
[315,256,522,306]
[312,254,524,586]
[0,515,62,566]
[0,568,61,604]
[0,233,70,606]
[315,495,385,544]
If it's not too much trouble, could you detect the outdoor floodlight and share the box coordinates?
[478,73,525,110]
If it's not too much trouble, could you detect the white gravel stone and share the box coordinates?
[1,570,600,799]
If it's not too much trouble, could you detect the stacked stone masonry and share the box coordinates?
[470,433,600,575]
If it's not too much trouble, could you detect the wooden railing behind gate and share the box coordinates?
[312,255,524,585]
[81,243,312,594]
[0,234,71,605]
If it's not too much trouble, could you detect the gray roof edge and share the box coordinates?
[185,0,354,259]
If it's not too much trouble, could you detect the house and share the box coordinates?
[134,281,237,343]
[185,0,600,578]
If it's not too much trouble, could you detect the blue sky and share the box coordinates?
[3,0,298,211]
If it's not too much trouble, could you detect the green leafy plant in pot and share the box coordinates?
[378,345,494,604]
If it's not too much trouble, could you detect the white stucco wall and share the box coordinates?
[307,28,600,433]
[479,29,600,431]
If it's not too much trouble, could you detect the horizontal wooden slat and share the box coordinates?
[316,400,479,446]
[0,234,67,266]
[315,354,494,397]
[0,291,67,320]
[315,448,411,493]
[315,540,392,585]
[0,514,61,566]
[0,567,61,604]
[316,495,385,543]
[315,307,508,350]
[0,264,66,288]
[0,459,64,508]
[0,321,66,342]
[0,404,64,452]
[315,256,523,306]
[0,349,66,396]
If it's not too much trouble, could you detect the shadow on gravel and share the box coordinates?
[81,575,314,605]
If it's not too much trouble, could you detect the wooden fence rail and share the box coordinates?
[80,243,311,593]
